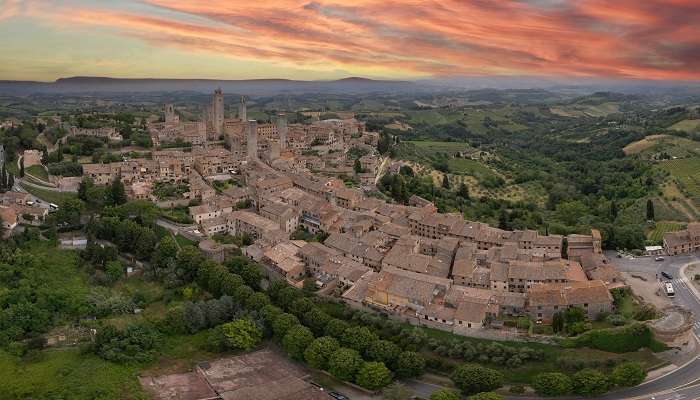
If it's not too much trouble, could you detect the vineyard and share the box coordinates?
[659,157,700,207]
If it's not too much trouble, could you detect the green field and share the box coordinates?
[670,119,700,132]
[26,165,49,181]
[447,158,496,177]
[648,222,686,242]
[408,140,472,154]
[19,182,78,204]
[659,157,700,206]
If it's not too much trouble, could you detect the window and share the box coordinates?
[467,323,472,328]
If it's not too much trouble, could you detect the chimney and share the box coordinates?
[247,119,258,160]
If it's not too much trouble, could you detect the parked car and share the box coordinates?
[661,271,673,280]
[655,256,665,261]
[329,393,349,400]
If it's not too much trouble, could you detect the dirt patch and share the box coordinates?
[623,134,670,155]
[622,271,673,310]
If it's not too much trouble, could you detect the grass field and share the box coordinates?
[408,140,472,154]
[623,135,670,155]
[447,158,496,177]
[26,165,49,181]
[670,119,700,132]
[648,222,686,242]
[19,182,78,204]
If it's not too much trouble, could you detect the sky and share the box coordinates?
[0,0,699,82]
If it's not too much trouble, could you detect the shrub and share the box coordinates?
[532,372,573,396]
[572,369,610,397]
[395,351,426,378]
[572,323,662,353]
[430,388,461,400]
[450,364,503,395]
[467,393,503,400]
[282,325,314,360]
[612,362,646,387]
[210,319,262,351]
[304,336,340,370]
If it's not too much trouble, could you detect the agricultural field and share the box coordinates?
[549,102,620,118]
[670,119,700,133]
[658,157,700,208]
[623,135,700,157]
[647,221,686,243]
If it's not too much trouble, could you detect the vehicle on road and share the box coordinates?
[655,256,665,261]
[665,282,675,297]
[661,271,673,280]
[329,392,349,400]
[49,203,59,210]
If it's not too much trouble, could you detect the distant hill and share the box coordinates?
[0,76,429,96]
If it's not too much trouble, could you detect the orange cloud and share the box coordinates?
[16,0,700,79]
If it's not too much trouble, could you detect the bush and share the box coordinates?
[612,362,646,387]
[340,326,378,354]
[450,364,503,395]
[210,319,262,351]
[355,361,392,390]
[572,369,610,397]
[533,372,573,396]
[395,351,426,378]
[467,393,503,400]
[572,323,662,353]
[430,388,461,400]
[509,385,525,394]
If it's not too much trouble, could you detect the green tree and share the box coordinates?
[325,318,350,338]
[442,174,451,189]
[328,347,363,381]
[282,325,314,360]
[19,157,24,177]
[395,351,425,378]
[533,372,573,396]
[467,393,503,400]
[355,361,392,390]
[78,176,94,201]
[213,319,262,351]
[430,388,461,400]
[364,339,400,367]
[106,178,127,206]
[271,313,300,338]
[105,260,123,284]
[382,382,414,400]
[646,199,655,221]
[340,326,378,353]
[304,336,340,369]
[572,369,610,397]
[458,182,470,199]
[610,200,618,220]
[612,362,646,387]
[354,158,363,174]
[303,308,331,336]
[451,364,503,396]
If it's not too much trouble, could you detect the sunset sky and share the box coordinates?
[1,0,699,82]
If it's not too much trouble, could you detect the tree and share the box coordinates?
[442,174,451,189]
[450,364,503,395]
[612,362,646,387]
[303,308,331,336]
[282,325,314,360]
[328,347,363,381]
[340,326,378,353]
[610,200,618,220]
[354,158,363,174]
[105,260,123,284]
[355,361,392,390]
[572,369,610,397]
[304,336,340,369]
[430,389,461,400]
[533,372,573,396]
[289,297,315,317]
[19,157,24,177]
[646,199,655,221]
[467,393,503,400]
[395,351,425,378]
[458,182,470,200]
[364,339,400,367]
[325,318,350,338]
[271,313,300,338]
[106,178,127,206]
[78,176,95,202]
[552,312,564,333]
[183,302,207,333]
[245,292,271,311]
[151,235,179,277]
[213,319,262,351]
[382,382,414,400]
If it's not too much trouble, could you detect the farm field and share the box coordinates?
[658,157,700,207]
[647,221,686,243]
[26,164,49,180]
[670,119,700,132]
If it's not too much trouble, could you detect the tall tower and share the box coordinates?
[212,88,224,137]
[247,119,258,161]
[276,113,287,150]
[164,104,178,124]
[238,96,247,122]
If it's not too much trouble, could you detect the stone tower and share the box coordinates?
[247,119,258,161]
[212,88,224,136]
[276,113,287,150]
[238,96,247,122]
[164,104,178,124]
